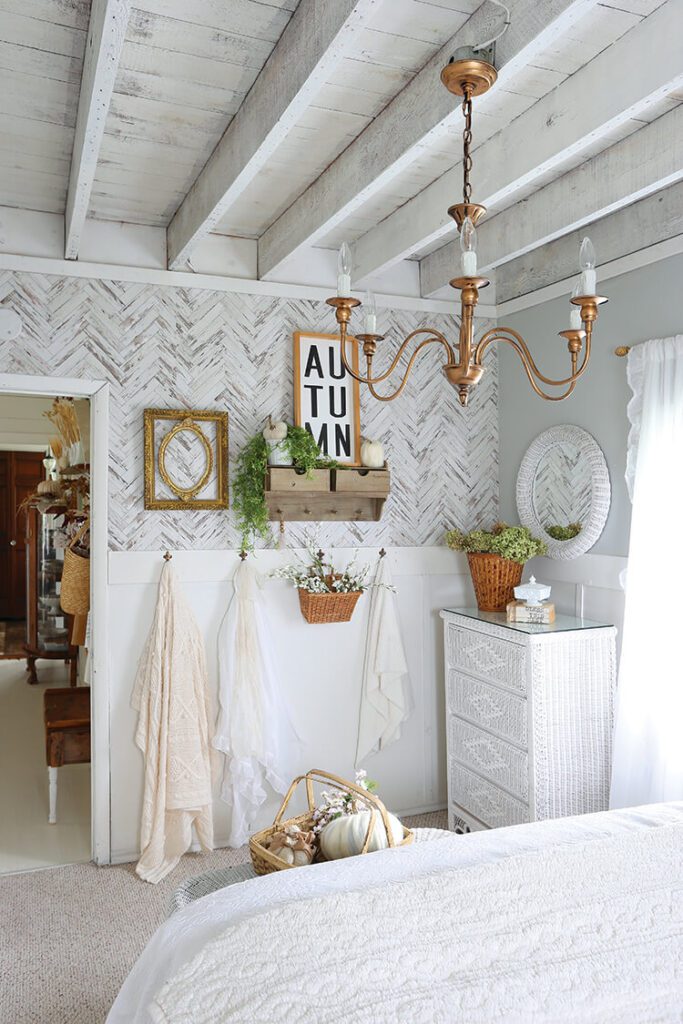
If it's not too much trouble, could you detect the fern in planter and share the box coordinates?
[233,424,337,550]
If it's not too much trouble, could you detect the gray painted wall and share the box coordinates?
[497,252,683,557]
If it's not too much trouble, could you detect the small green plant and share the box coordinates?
[445,522,547,564]
[545,522,582,541]
[232,426,337,550]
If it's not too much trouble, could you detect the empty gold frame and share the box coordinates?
[144,409,229,510]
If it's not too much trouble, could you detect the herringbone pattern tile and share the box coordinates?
[0,271,499,549]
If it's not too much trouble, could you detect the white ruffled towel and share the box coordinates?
[213,559,299,847]
[132,561,214,883]
[356,556,412,765]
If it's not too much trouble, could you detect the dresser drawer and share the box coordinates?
[449,762,529,829]
[449,716,529,800]
[446,624,526,694]
[447,671,528,746]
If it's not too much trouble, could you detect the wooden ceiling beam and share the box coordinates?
[493,180,683,305]
[65,0,131,260]
[420,103,683,296]
[166,0,381,271]
[354,0,683,288]
[257,0,599,280]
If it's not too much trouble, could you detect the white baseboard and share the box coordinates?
[108,803,449,866]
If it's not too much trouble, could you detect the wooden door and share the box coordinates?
[0,451,45,619]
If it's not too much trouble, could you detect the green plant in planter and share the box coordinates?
[445,522,547,564]
[233,425,337,550]
[545,522,582,541]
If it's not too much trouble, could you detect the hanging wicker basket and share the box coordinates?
[60,519,90,616]
[297,574,362,624]
[467,552,523,612]
[249,769,413,876]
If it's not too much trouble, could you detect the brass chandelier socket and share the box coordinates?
[448,202,487,230]
[355,333,384,358]
[449,276,490,294]
[570,295,608,323]
[327,295,361,326]
[441,56,497,98]
[558,329,586,355]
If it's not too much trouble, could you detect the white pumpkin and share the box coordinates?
[320,810,403,860]
[360,437,385,469]
[263,417,288,441]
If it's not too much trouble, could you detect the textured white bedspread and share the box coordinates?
[108,804,683,1024]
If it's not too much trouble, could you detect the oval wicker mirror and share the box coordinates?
[516,425,610,560]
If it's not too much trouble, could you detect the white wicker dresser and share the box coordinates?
[441,608,617,834]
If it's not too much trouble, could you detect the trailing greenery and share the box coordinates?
[545,522,582,541]
[445,521,547,564]
[232,425,337,550]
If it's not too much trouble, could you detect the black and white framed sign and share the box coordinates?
[293,332,361,465]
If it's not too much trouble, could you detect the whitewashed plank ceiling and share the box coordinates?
[0,0,681,301]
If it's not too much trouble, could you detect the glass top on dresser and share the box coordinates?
[442,607,612,634]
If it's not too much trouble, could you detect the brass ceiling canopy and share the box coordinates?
[440,53,498,98]
[325,41,608,408]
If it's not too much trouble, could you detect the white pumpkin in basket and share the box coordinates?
[320,810,403,860]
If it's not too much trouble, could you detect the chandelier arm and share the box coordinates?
[477,333,579,400]
[474,325,592,388]
[338,324,455,385]
[365,337,453,401]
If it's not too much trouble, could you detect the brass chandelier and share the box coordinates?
[326,51,607,407]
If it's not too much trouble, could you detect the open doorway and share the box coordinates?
[0,393,93,873]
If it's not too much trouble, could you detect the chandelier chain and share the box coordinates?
[462,89,473,204]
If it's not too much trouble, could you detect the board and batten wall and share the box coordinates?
[498,252,683,642]
[0,268,496,859]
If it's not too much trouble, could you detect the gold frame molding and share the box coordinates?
[143,408,229,510]
[293,331,362,465]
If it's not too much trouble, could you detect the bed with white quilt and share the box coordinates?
[108,803,683,1024]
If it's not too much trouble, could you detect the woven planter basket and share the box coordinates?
[249,769,413,876]
[60,519,90,616]
[297,575,362,624]
[467,552,523,612]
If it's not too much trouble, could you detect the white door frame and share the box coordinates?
[0,372,110,865]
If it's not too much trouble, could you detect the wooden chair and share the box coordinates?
[43,687,90,824]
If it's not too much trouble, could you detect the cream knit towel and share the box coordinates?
[132,561,214,883]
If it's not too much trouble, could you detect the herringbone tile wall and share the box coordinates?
[0,270,499,550]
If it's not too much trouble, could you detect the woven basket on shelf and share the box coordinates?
[249,769,413,876]
[297,574,362,624]
[60,519,90,616]
[467,552,523,612]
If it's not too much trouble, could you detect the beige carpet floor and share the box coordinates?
[0,809,447,1024]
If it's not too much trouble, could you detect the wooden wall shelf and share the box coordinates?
[265,466,390,523]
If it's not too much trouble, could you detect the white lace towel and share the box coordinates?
[356,556,411,765]
[132,561,214,884]
[213,560,299,847]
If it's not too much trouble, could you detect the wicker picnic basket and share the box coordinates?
[297,575,362,624]
[249,769,413,875]
[467,551,523,612]
[60,519,90,616]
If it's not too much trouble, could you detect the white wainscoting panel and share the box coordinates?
[108,546,473,863]
[527,553,627,651]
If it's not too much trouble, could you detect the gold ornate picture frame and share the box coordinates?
[143,409,229,510]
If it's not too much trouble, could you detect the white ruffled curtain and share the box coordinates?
[610,335,683,808]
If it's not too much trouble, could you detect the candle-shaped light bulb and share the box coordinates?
[460,216,477,277]
[570,283,582,330]
[337,242,352,296]
[579,236,597,295]
[364,289,377,334]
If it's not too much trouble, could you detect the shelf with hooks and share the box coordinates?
[264,466,390,523]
